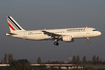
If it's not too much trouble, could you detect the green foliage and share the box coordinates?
[97,56,99,62]
[1,53,14,64]
[73,56,77,64]
[77,55,80,63]
[1,59,32,70]
[4,54,7,64]
[9,60,22,70]
[8,54,14,64]
[92,55,96,64]
[82,56,86,62]
[68,55,104,65]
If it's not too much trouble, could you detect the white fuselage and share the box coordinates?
[8,27,101,41]
[6,16,101,45]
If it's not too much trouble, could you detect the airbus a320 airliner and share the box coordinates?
[6,16,101,46]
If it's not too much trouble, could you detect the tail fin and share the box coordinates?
[7,16,25,33]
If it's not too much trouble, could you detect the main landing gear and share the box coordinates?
[87,37,90,44]
[54,39,59,46]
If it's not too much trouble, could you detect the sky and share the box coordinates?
[0,0,105,63]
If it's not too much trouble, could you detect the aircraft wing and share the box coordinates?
[42,31,62,38]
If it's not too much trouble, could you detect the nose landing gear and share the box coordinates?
[87,37,90,44]
[54,39,59,46]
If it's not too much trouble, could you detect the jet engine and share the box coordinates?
[62,36,74,42]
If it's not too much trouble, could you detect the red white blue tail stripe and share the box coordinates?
[7,16,24,31]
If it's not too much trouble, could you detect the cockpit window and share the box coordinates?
[93,30,96,31]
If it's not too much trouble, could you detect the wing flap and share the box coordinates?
[42,31,62,38]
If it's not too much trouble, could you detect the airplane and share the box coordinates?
[6,16,101,46]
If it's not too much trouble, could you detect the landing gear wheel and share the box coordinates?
[54,42,59,46]
[87,41,90,44]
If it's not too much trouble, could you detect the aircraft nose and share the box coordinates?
[97,31,101,36]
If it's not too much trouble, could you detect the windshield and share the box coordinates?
[93,29,97,31]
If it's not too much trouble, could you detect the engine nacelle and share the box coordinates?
[62,36,74,42]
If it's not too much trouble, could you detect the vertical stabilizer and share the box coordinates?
[7,16,25,33]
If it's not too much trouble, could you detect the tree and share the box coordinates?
[8,54,14,63]
[17,59,32,70]
[1,59,4,64]
[72,56,77,63]
[82,56,86,62]
[37,57,41,64]
[4,54,7,64]
[77,55,80,63]
[10,60,22,70]
[87,60,92,64]
[96,56,99,62]
[3,59,32,70]
[92,55,96,64]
